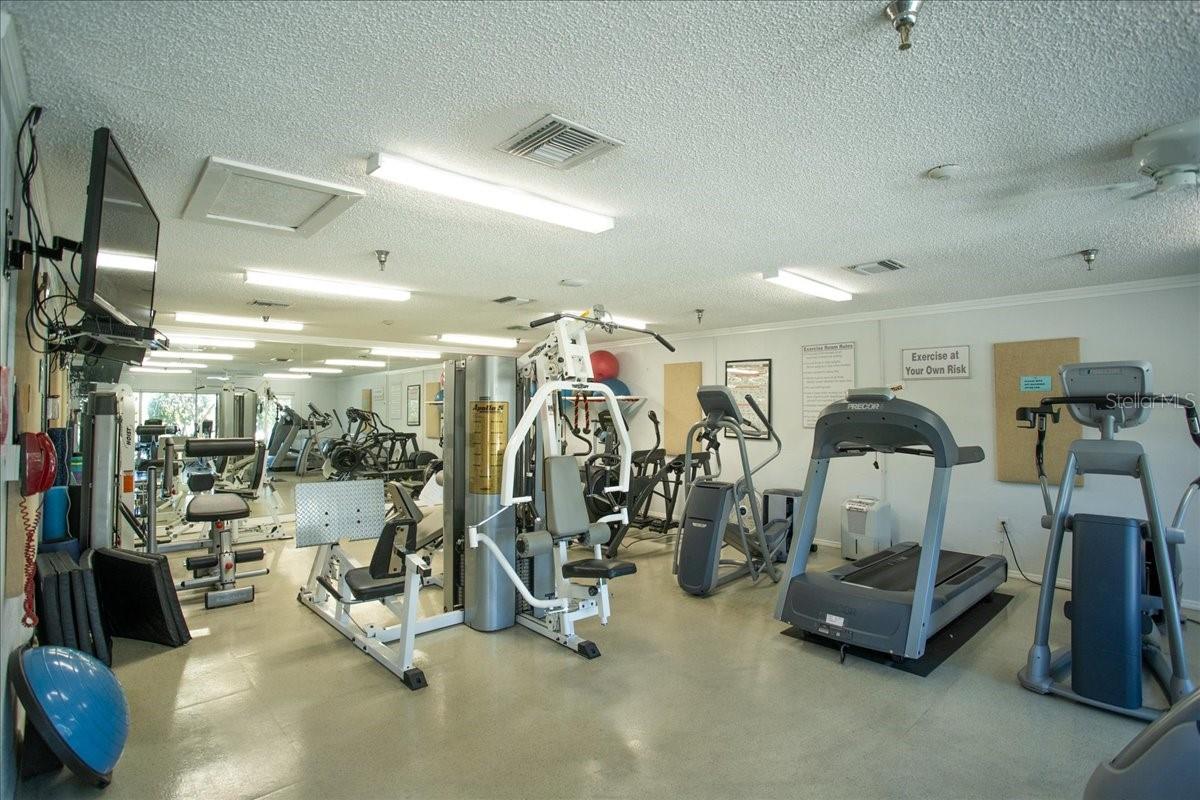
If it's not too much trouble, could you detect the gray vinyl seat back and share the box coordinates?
[545,455,591,538]
[1061,361,1152,433]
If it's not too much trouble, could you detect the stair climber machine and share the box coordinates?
[673,386,802,596]
[1015,361,1196,721]
[446,307,675,657]
[773,389,1007,662]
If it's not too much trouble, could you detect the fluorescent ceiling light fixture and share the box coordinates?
[173,311,304,331]
[563,310,647,330]
[130,366,192,374]
[244,269,411,302]
[162,333,256,349]
[762,269,853,302]
[437,333,519,349]
[142,360,207,369]
[368,152,614,234]
[96,251,156,272]
[288,367,343,374]
[263,372,310,380]
[147,351,234,362]
[206,374,231,380]
[325,358,386,368]
[369,347,442,359]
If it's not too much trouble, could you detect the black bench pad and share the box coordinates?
[562,558,637,580]
[185,493,251,522]
[344,567,406,602]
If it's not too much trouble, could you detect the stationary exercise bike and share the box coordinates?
[1016,360,1197,720]
[673,386,801,596]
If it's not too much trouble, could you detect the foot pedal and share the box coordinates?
[232,548,264,563]
[205,586,254,609]
[576,640,601,659]
[400,668,427,690]
[185,554,219,571]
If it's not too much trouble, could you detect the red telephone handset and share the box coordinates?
[19,431,57,496]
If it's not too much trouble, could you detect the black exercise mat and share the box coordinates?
[34,555,63,646]
[79,550,113,665]
[54,552,95,658]
[91,548,190,647]
[782,592,1014,676]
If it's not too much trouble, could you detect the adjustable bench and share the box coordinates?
[174,438,269,608]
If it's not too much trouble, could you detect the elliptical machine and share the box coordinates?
[1016,361,1197,720]
[673,386,801,596]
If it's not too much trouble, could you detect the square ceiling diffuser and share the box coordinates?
[183,157,364,237]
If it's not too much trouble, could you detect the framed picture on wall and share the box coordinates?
[406,384,421,426]
[724,358,771,439]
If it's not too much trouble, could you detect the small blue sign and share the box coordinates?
[1020,375,1052,392]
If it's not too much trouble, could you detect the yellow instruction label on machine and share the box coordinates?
[469,401,509,494]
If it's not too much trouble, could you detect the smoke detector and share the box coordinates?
[498,114,623,170]
[846,259,908,276]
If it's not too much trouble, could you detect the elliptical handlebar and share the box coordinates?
[743,394,782,474]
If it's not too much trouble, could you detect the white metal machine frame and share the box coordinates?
[468,314,634,651]
[295,479,460,689]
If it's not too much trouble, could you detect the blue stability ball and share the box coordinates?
[601,378,631,397]
[10,645,129,787]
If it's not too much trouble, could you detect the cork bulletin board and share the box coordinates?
[993,337,1082,485]
[424,382,441,439]
[664,361,703,456]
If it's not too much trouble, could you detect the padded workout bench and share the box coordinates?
[175,438,268,608]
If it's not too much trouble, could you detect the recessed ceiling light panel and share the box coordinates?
[368,152,614,234]
[244,269,411,302]
[762,269,853,302]
[173,311,303,331]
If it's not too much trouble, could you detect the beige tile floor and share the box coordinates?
[23,506,1199,800]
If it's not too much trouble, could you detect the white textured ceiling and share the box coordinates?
[7,0,1200,348]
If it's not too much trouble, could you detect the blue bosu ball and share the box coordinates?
[10,645,129,787]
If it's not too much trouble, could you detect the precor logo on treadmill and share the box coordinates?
[847,403,881,411]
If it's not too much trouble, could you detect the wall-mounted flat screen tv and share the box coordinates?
[77,127,159,329]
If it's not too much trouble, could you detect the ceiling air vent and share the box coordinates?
[248,299,292,310]
[493,296,536,305]
[846,259,908,276]
[497,114,623,170]
[183,157,364,238]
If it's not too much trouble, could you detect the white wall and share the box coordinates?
[331,363,443,454]
[609,278,1200,606]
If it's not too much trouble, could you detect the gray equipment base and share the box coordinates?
[779,541,1006,657]
[1084,687,1200,800]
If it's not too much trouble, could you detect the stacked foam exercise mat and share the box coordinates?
[35,548,191,653]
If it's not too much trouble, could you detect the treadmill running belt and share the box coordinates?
[842,547,981,592]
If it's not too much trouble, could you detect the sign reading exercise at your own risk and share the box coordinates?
[901,345,970,380]
[802,342,856,427]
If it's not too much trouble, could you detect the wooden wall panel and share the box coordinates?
[664,361,703,456]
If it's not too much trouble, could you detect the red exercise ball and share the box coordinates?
[590,350,620,381]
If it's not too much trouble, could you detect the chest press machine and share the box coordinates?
[293,309,675,687]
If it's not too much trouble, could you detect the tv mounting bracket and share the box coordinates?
[4,234,82,277]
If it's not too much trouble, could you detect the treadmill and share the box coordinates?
[774,388,1007,660]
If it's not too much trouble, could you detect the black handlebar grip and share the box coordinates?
[529,314,564,328]
[744,394,770,430]
[651,331,676,352]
